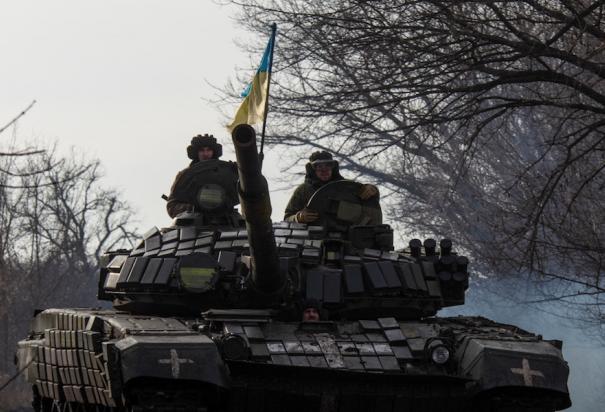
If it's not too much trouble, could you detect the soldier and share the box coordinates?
[301,298,321,322]
[166,134,232,218]
[284,151,379,223]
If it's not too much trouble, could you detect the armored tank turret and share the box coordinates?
[16,124,571,412]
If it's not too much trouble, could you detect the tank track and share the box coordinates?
[33,362,563,412]
[37,399,207,412]
[228,376,463,412]
[226,365,558,412]
[34,395,558,412]
[35,383,212,412]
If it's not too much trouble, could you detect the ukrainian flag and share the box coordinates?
[227,25,276,132]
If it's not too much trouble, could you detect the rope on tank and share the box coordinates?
[0,356,35,393]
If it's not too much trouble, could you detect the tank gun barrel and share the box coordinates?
[231,124,283,295]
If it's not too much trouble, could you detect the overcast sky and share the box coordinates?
[1,0,292,232]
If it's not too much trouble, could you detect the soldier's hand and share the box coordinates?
[295,208,319,223]
[358,184,379,200]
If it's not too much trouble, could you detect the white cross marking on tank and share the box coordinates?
[510,358,544,386]
[158,349,194,378]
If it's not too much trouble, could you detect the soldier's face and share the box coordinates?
[303,307,320,322]
[314,163,332,182]
[198,147,214,161]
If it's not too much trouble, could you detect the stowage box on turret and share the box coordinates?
[16,124,571,412]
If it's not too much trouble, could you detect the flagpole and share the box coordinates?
[259,23,277,170]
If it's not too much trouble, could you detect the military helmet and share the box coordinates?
[308,151,337,168]
[304,151,343,186]
[302,298,321,310]
[187,134,223,160]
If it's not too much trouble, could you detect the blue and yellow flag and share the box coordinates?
[227,25,276,132]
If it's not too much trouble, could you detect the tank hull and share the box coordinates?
[17,308,570,412]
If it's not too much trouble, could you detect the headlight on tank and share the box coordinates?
[220,334,249,360]
[431,345,450,365]
[196,184,227,211]
[426,339,451,365]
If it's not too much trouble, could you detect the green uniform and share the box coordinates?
[284,183,316,221]
[167,133,230,218]
[166,160,238,219]
[284,160,344,221]
[284,152,381,224]
[167,168,193,218]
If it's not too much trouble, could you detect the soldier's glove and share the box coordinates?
[295,208,319,223]
[358,184,379,200]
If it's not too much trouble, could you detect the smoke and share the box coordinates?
[441,276,605,412]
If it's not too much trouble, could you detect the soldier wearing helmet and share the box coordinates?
[301,298,321,322]
[284,151,379,223]
[166,134,235,218]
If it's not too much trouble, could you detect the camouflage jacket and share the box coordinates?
[284,182,316,221]
[284,165,345,221]
[284,180,382,224]
[166,160,238,218]
[166,167,193,218]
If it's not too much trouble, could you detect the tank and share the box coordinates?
[16,124,571,412]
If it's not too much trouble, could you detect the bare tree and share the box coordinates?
[0,101,45,267]
[0,101,49,189]
[4,148,135,299]
[0,146,136,404]
[226,0,605,328]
